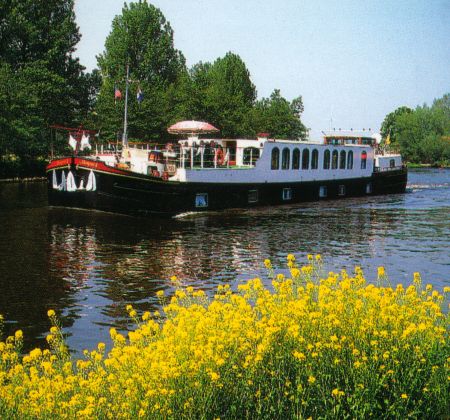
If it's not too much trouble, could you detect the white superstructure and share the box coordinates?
[93,131,403,185]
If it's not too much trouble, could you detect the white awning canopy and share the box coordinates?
[168,120,219,135]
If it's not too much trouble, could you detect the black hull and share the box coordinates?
[47,159,408,217]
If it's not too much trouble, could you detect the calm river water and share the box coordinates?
[0,168,449,353]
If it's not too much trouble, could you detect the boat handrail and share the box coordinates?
[173,145,261,169]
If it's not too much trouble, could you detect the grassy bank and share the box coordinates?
[0,256,449,419]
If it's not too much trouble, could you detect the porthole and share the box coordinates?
[248,190,258,203]
[338,185,346,196]
[195,193,208,208]
[282,188,292,201]
[319,186,327,198]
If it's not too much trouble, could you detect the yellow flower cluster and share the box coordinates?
[0,256,448,419]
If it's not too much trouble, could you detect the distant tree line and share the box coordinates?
[381,94,450,166]
[0,1,305,177]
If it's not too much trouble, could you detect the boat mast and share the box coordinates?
[122,63,130,148]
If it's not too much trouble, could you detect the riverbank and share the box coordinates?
[0,156,47,180]
[0,177,46,183]
[407,162,450,168]
[0,257,448,419]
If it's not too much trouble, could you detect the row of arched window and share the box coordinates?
[271,147,367,170]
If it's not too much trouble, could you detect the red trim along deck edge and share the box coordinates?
[46,157,129,176]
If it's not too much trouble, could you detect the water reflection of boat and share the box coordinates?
[46,121,407,217]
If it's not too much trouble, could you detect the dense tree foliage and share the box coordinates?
[380,106,413,145]
[0,0,96,176]
[381,94,450,165]
[95,1,187,141]
[247,90,306,139]
[199,52,256,138]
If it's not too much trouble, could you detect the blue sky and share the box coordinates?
[74,0,450,135]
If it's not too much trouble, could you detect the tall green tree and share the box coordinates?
[95,1,187,141]
[247,90,306,139]
[189,61,213,121]
[200,52,256,137]
[380,106,413,145]
[188,55,306,139]
[0,0,88,159]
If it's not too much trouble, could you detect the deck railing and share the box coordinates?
[92,144,263,170]
[163,145,261,169]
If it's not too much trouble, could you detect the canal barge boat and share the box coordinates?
[46,123,407,217]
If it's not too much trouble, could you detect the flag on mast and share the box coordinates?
[137,86,144,104]
[114,84,122,104]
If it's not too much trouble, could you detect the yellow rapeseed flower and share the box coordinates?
[0,257,447,419]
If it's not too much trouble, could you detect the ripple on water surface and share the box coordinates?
[0,169,449,352]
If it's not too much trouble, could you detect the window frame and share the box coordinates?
[282,188,293,201]
[195,193,208,208]
[292,148,300,170]
[311,149,319,169]
[323,149,331,169]
[302,149,310,170]
[347,151,353,169]
[361,151,367,169]
[332,150,338,169]
[248,189,259,203]
[339,150,346,169]
[281,147,290,170]
[319,185,328,198]
[271,147,280,170]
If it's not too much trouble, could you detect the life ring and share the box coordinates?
[215,148,224,166]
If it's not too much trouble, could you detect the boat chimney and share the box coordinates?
[257,132,270,141]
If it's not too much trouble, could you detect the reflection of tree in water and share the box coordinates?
[0,208,95,352]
